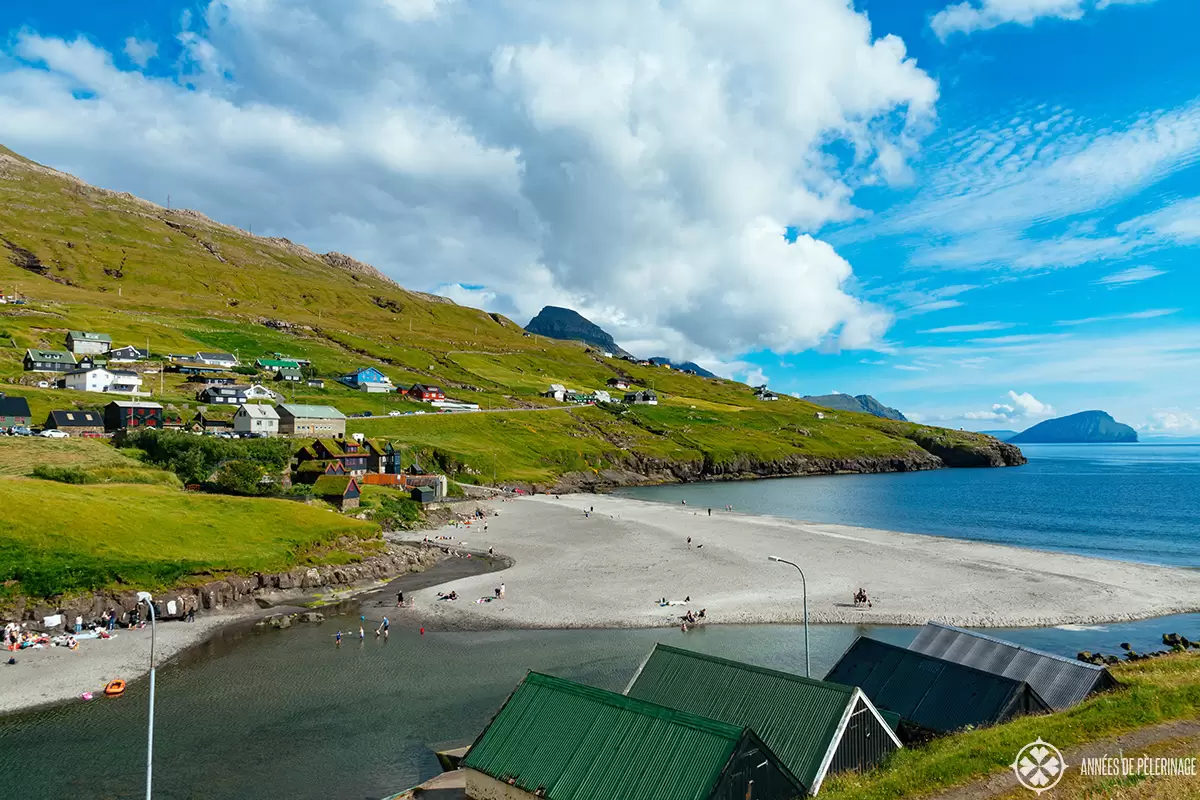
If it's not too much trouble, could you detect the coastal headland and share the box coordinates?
[405,494,1200,631]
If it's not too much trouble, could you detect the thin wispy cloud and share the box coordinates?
[921,321,1018,334]
[894,364,928,371]
[1055,308,1179,326]
[1095,265,1165,286]
[931,0,1159,41]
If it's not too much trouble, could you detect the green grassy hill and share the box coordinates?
[0,145,1025,488]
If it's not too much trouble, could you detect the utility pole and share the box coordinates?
[167,194,171,211]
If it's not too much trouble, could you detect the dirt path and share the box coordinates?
[925,719,1200,799]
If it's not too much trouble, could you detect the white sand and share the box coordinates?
[407,494,1200,631]
[0,610,251,716]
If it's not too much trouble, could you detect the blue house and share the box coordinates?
[339,366,394,393]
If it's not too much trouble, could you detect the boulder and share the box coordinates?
[298,612,325,623]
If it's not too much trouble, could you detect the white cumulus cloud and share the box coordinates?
[122,37,158,68]
[0,0,939,363]
[931,0,1157,41]
[963,390,1055,421]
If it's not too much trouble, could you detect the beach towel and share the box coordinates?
[167,600,178,616]
[43,614,62,628]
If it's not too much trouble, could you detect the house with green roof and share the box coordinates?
[462,671,802,800]
[311,474,361,510]
[293,437,387,476]
[24,348,77,373]
[65,330,112,355]
[256,358,301,370]
[275,404,346,437]
[625,644,901,794]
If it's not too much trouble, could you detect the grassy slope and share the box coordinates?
[822,651,1200,800]
[0,146,1017,487]
[0,437,143,475]
[0,476,378,598]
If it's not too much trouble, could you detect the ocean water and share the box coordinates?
[620,444,1200,567]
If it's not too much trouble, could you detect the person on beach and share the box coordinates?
[335,631,342,646]
[499,583,505,598]
[74,615,82,634]
[397,591,404,607]
[687,537,692,548]
[380,616,390,639]
[707,508,711,516]
[359,626,365,641]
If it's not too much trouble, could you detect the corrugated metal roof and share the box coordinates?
[277,403,345,419]
[625,644,878,791]
[825,637,1048,733]
[462,672,748,800]
[908,622,1114,710]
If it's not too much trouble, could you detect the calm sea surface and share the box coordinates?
[3,444,1199,799]
[621,443,1200,567]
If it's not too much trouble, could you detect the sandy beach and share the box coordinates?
[406,494,1200,630]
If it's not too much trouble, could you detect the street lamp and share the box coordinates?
[768,556,809,677]
[136,591,157,800]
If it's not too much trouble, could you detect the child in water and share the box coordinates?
[335,631,342,646]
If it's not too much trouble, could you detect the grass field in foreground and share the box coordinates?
[0,477,379,598]
[0,437,144,475]
[822,651,1200,800]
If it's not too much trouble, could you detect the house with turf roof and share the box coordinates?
[624,644,902,794]
[311,474,360,510]
[192,407,236,433]
[461,671,802,800]
[293,437,386,476]
[824,637,1051,739]
[294,459,347,485]
[275,404,346,437]
[23,348,76,373]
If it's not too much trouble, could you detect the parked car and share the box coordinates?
[349,411,372,418]
[388,410,403,417]
[9,426,32,436]
[39,429,69,439]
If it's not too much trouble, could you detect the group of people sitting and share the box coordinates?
[853,588,872,608]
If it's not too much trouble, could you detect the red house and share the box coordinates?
[104,400,164,431]
[409,384,445,402]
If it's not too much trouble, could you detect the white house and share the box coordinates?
[63,367,144,394]
[544,383,567,402]
[195,351,239,368]
[244,383,279,402]
[592,390,611,403]
[65,331,112,355]
[233,403,280,436]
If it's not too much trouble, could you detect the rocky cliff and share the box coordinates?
[525,306,632,357]
[1009,410,1138,444]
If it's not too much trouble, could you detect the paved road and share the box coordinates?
[353,404,583,420]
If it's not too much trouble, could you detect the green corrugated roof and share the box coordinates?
[68,331,112,342]
[626,644,856,790]
[278,404,345,419]
[257,358,300,369]
[26,349,76,362]
[825,637,1042,733]
[462,672,746,800]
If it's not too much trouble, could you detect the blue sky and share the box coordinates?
[0,0,1197,435]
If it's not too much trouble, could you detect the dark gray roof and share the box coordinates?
[824,637,1050,733]
[907,623,1116,710]
[0,394,31,418]
[48,410,103,426]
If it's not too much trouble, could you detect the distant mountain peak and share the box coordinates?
[1008,410,1137,444]
[648,357,716,378]
[525,306,632,357]
[803,393,907,421]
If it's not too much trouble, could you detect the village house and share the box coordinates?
[624,389,659,405]
[107,346,148,363]
[65,330,112,355]
[230,407,277,438]
[24,348,77,373]
[256,357,300,370]
[294,459,347,485]
[192,408,236,433]
[195,352,239,368]
[63,367,144,394]
[275,403,346,437]
[543,383,568,402]
[0,393,32,429]
[311,475,361,510]
[275,366,303,382]
[168,361,226,377]
[592,389,611,403]
[408,384,445,402]
[606,377,630,390]
[161,409,187,430]
[245,383,278,401]
[340,366,394,393]
[293,436,386,476]
[45,409,105,436]
[305,378,325,389]
[104,400,163,431]
[196,385,249,404]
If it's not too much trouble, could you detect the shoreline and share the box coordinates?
[401,494,1200,632]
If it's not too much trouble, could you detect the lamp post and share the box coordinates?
[136,591,157,800]
[768,556,809,677]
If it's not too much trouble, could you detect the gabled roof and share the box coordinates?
[625,644,899,791]
[47,409,102,426]
[25,349,76,362]
[462,672,793,800]
[825,637,1050,733]
[108,401,163,409]
[277,404,346,420]
[109,345,148,357]
[256,358,300,368]
[312,475,358,496]
[276,367,303,377]
[65,366,112,377]
[410,383,443,392]
[237,404,279,420]
[908,622,1117,710]
[0,394,31,418]
[67,331,112,343]
[194,408,236,422]
[108,370,140,378]
[200,384,249,394]
[197,351,236,360]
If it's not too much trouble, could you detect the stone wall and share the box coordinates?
[6,543,442,629]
